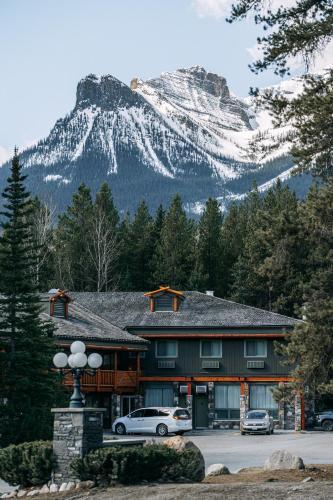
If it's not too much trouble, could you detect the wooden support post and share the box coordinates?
[114,352,118,390]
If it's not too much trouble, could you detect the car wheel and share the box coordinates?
[265,430,270,435]
[241,431,246,435]
[322,420,333,432]
[271,428,274,434]
[115,423,126,435]
[156,423,168,437]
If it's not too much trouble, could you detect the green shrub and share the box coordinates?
[71,444,202,485]
[0,441,53,487]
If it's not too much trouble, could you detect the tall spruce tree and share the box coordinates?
[154,194,195,289]
[231,181,304,315]
[0,151,61,446]
[196,198,223,295]
[55,183,94,290]
[129,201,154,291]
[276,179,333,399]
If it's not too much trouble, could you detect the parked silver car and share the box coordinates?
[241,410,274,435]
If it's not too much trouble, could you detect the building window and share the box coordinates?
[155,294,174,311]
[249,383,278,419]
[215,384,240,420]
[200,340,222,358]
[244,340,267,357]
[145,383,174,406]
[155,340,178,358]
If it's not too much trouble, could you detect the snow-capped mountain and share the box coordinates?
[0,66,311,215]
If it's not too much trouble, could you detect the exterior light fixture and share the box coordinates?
[53,341,103,408]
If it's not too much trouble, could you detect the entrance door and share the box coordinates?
[194,393,208,428]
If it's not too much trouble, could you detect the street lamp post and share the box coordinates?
[53,340,103,408]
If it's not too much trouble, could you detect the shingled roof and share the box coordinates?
[72,291,301,329]
[41,298,148,345]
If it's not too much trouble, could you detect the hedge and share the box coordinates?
[0,441,53,487]
[71,444,203,485]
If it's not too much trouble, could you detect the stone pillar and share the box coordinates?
[51,408,106,485]
[207,382,215,429]
[240,382,249,421]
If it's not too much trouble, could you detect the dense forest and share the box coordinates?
[28,178,326,319]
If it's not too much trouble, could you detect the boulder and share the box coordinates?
[48,484,58,494]
[65,482,75,491]
[26,491,39,497]
[206,463,230,477]
[76,480,94,489]
[302,477,314,483]
[17,491,27,498]
[264,450,305,470]
[38,485,49,495]
[58,483,67,492]
[162,436,205,481]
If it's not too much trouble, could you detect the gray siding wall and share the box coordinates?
[141,339,289,376]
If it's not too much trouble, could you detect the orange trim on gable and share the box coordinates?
[144,286,184,297]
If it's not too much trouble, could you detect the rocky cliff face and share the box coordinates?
[0,66,307,215]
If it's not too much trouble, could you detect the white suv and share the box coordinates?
[112,407,192,437]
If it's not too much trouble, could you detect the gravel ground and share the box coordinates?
[42,481,333,500]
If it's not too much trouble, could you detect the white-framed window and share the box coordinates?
[200,340,222,358]
[155,340,178,358]
[244,339,267,358]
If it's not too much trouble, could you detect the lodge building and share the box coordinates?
[43,286,303,430]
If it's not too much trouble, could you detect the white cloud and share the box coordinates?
[193,0,298,20]
[0,146,11,166]
[193,0,233,19]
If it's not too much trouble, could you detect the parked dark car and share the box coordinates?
[314,410,333,431]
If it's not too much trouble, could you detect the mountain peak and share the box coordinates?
[75,73,140,110]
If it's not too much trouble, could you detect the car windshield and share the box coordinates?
[246,411,267,419]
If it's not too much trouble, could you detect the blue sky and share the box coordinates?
[0,0,301,163]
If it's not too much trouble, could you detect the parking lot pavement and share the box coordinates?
[105,430,333,472]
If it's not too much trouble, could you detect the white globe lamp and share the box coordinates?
[70,341,86,354]
[73,352,88,368]
[88,353,103,369]
[53,352,68,369]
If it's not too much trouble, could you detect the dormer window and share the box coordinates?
[49,289,72,319]
[155,294,173,311]
[144,286,184,312]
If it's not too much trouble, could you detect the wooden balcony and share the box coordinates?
[63,369,139,393]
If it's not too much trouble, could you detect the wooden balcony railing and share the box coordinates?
[63,369,139,392]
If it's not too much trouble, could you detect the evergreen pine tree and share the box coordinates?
[0,151,61,446]
[231,181,304,315]
[129,201,154,291]
[55,183,94,290]
[195,198,223,295]
[154,194,195,289]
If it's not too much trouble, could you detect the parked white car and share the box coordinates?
[112,407,192,437]
[241,410,274,435]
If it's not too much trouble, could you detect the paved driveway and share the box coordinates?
[186,430,333,471]
[106,430,333,472]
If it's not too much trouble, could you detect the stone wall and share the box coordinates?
[52,408,105,484]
